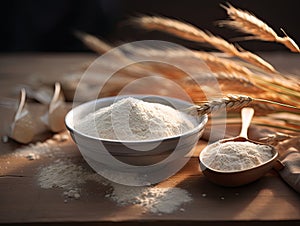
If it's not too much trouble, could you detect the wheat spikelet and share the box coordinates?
[220,4,300,53]
[134,16,276,73]
[193,94,253,116]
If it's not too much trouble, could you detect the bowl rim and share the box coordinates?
[199,141,279,174]
[65,94,208,144]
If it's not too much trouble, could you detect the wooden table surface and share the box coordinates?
[0,53,299,225]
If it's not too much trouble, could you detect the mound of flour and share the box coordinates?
[75,97,197,140]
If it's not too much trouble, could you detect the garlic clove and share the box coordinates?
[46,82,68,132]
[11,114,35,144]
[10,89,35,144]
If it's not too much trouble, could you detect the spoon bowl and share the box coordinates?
[199,108,279,187]
[199,142,278,186]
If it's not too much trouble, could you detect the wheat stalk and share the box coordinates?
[76,32,300,108]
[124,43,250,74]
[259,132,293,146]
[255,91,300,109]
[75,31,298,96]
[124,44,300,103]
[220,3,300,53]
[212,116,300,133]
[123,43,300,104]
[74,34,256,86]
[133,16,276,73]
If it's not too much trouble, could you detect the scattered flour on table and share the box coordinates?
[201,141,274,171]
[108,184,192,214]
[38,160,90,190]
[38,159,105,200]
[7,127,192,213]
[37,159,192,214]
[13,133,69,160]
[75,97,197,141]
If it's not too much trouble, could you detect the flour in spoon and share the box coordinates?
[201,141,274,171]
[75,97,197,141]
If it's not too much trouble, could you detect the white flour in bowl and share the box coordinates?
[75,97,197,140]
[201,141,274,171]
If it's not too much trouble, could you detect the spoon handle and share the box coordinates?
[239,107,254,139]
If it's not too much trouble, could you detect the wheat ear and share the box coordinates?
[193,94,300,116]
[133,16,276,73]
[74,31,113,53]
[194,94,252,115]
[220,3,300,53]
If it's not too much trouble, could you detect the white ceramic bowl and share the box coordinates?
[65,95,207,185]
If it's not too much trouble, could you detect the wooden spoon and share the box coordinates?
[199,107,278,186]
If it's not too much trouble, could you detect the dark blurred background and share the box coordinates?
[0,0,299,52]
